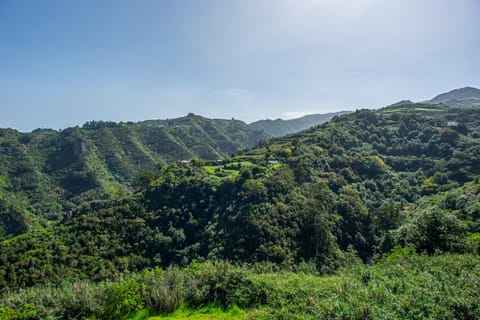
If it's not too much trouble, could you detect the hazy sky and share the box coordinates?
[1,0,479,131]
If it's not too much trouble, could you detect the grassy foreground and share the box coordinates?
[1,251,480,319]
[128,305,246,320]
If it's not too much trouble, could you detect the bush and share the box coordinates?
[99,279,144,320]
[466,233,480,254]
[395,207,467,254]
[185,261,252,308]
[139,267,184,313]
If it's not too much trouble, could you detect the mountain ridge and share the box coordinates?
[0,111,347,238]
[248,111,350,137]
[426,86,480,108]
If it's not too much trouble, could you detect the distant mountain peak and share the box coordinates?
[248,111,351,137]
[386,100,414,108]
[426,86,480,109]
[387,87,480,110]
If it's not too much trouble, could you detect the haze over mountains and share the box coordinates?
[248,111,350,137]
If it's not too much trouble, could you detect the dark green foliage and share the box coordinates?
[395,207,467,254]
[0,199,28,238]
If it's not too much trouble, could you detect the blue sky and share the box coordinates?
[1,0,479,131]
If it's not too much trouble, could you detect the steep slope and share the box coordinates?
[248,111,349,137]
[1,105,479,290]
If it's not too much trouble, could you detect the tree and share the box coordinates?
[395,206,467,254]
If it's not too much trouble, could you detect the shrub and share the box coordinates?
[466,233,480,254]
[185,261,252,308]
[394,207,467,254]
[139,267,184,313]
[99,279,144,320]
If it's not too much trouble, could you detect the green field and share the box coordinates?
[203,161,255,178]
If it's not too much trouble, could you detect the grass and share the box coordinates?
[2,254,480,319]
[382,109,403,113]
[414,107,445,112]
[130,305,247,320]
[381,105,448,114]
[230,161,254,167]
[202,161,254,178]
[202,166,218,175]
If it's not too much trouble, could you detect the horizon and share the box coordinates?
[1,0,479,131]
[2,85,479,133]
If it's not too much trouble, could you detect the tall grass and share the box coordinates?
[1,253,480,319]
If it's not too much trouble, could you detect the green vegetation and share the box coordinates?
[1,104,480,318]
[381,103,449,114]
[0,115,267,238]
[1,254,480,319]
[137,305,246,320]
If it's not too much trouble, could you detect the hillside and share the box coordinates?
[385,100,413,108]
[427,86,480,108]
[0,114,265,238]
[0,111,360,239]
[1,104,479,291]
[1,103,480,318]
[248,111,349,137]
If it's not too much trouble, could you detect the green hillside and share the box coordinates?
[1,104,480,318]
[1,104,479,285]
[0,114,265,238]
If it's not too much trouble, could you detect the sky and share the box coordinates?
[0,0,479,131]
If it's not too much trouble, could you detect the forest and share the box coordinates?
[1,103,480,319]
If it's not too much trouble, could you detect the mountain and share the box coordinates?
[0,114,266,237]
[385,100,413,108]
[248,111,350,137]
[0,111,351,239]
[1,104,479,292]
[426,86,480,108]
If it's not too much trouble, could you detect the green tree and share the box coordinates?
[395,207,467,254]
